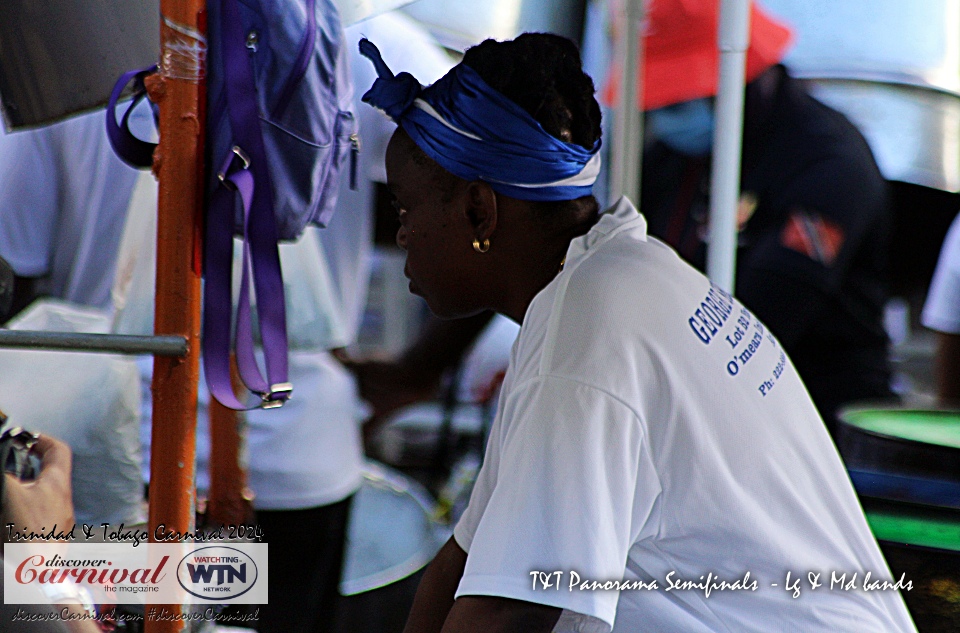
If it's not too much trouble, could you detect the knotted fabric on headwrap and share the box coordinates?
[359,38,601,202]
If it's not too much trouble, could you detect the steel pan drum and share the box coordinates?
[838,407,960,631]
[837,408,960,482]
[336,461,448,633]
[863,498,960,632]
[340,461,448,596]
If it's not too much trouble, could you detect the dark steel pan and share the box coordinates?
[837,407,960,484]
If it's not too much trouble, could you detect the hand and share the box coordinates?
[1,434,75,540]
[335,312,494,449]
[337,356,442,447]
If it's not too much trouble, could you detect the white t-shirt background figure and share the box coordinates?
[0,108,142,312]
[0,109,149,528]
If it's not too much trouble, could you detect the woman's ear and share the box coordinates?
[464,181,498,239]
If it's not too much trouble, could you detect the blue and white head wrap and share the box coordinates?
[358,39,601,202]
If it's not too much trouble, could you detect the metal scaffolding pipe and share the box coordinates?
[0,330,187,356]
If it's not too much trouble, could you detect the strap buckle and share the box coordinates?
[217,145,251,191]
[260,382,293,409]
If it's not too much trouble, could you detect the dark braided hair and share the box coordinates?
[461,33,603,226]
[399,33,603,227]
[461,33,602,151]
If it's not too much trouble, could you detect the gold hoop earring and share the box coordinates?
[472,238,490,253]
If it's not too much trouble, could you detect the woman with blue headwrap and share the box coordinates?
[358,33,603,325]
[360,32,915,633]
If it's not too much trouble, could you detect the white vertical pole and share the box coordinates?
[707,0,751,292]
[610,0,645,204]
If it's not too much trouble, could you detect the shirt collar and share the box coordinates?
[563,196,648,269]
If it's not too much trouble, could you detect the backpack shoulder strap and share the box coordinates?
[203,0,290,410]
[105,66,158,169]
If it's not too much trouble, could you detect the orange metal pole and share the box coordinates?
[207,355,254,526]
[146,0,206,630]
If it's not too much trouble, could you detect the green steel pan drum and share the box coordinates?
[837,407,960,631]
[835,407,960,550]
[860,496,960,633]
[837,408,960,481]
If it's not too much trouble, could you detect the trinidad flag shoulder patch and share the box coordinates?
[780,209,845,266]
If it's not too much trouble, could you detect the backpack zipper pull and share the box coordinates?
[349,133,360,190]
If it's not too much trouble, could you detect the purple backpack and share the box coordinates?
[108,0,357,410]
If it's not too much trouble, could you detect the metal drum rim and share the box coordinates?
[838,405,960,452]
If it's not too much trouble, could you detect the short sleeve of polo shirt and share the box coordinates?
[922,214,960,334]
[452,374,659,630]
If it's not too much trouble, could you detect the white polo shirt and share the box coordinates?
[921,213,960,334]
[453,198,915,632]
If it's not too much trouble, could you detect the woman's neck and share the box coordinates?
[495,211,599,323]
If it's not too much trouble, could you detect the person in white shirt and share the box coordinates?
[0,109,141,316]
[0,111,149,529]
[359,31,916,632]
[921,213,960,406]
